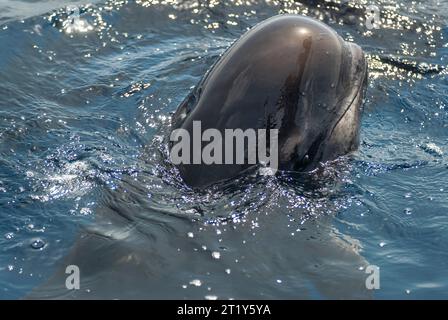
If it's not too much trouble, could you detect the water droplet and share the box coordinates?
[205,295,217,300]
[187,232,194,238]
[276,279,282,284]
[421,143,443,157]
[225,269,231,274]
[80,207,91,215]
[379,242,386,248]
[189,279,202,287]
[212,251,221,259]
[406,289,411,294]
[30,238,46,250]
[4,232,14,240]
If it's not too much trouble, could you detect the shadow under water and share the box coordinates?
[28,149,371,298]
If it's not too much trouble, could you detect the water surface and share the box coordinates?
[0,0,447,299]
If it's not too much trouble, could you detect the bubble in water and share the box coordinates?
[404,208,413,215]
[212,251,221,259]
[187,232,194,238]
[225,269,231,274]
[205,295,217,300]
[379,242,386,248]
[30,238,46,250]
[276,279,282,284]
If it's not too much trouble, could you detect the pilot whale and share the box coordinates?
[170,14,368,188]
[27,14,371,300]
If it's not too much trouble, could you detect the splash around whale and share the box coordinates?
[169,14,368,188]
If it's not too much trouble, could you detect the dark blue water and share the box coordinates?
[0,0,447,299]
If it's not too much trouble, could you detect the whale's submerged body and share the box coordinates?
[170,14,368,188]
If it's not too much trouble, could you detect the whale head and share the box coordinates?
[170,15,368,187]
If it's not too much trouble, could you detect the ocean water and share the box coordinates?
[0,0,447,299]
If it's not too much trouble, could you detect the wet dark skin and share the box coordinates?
[171,14,368,188]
